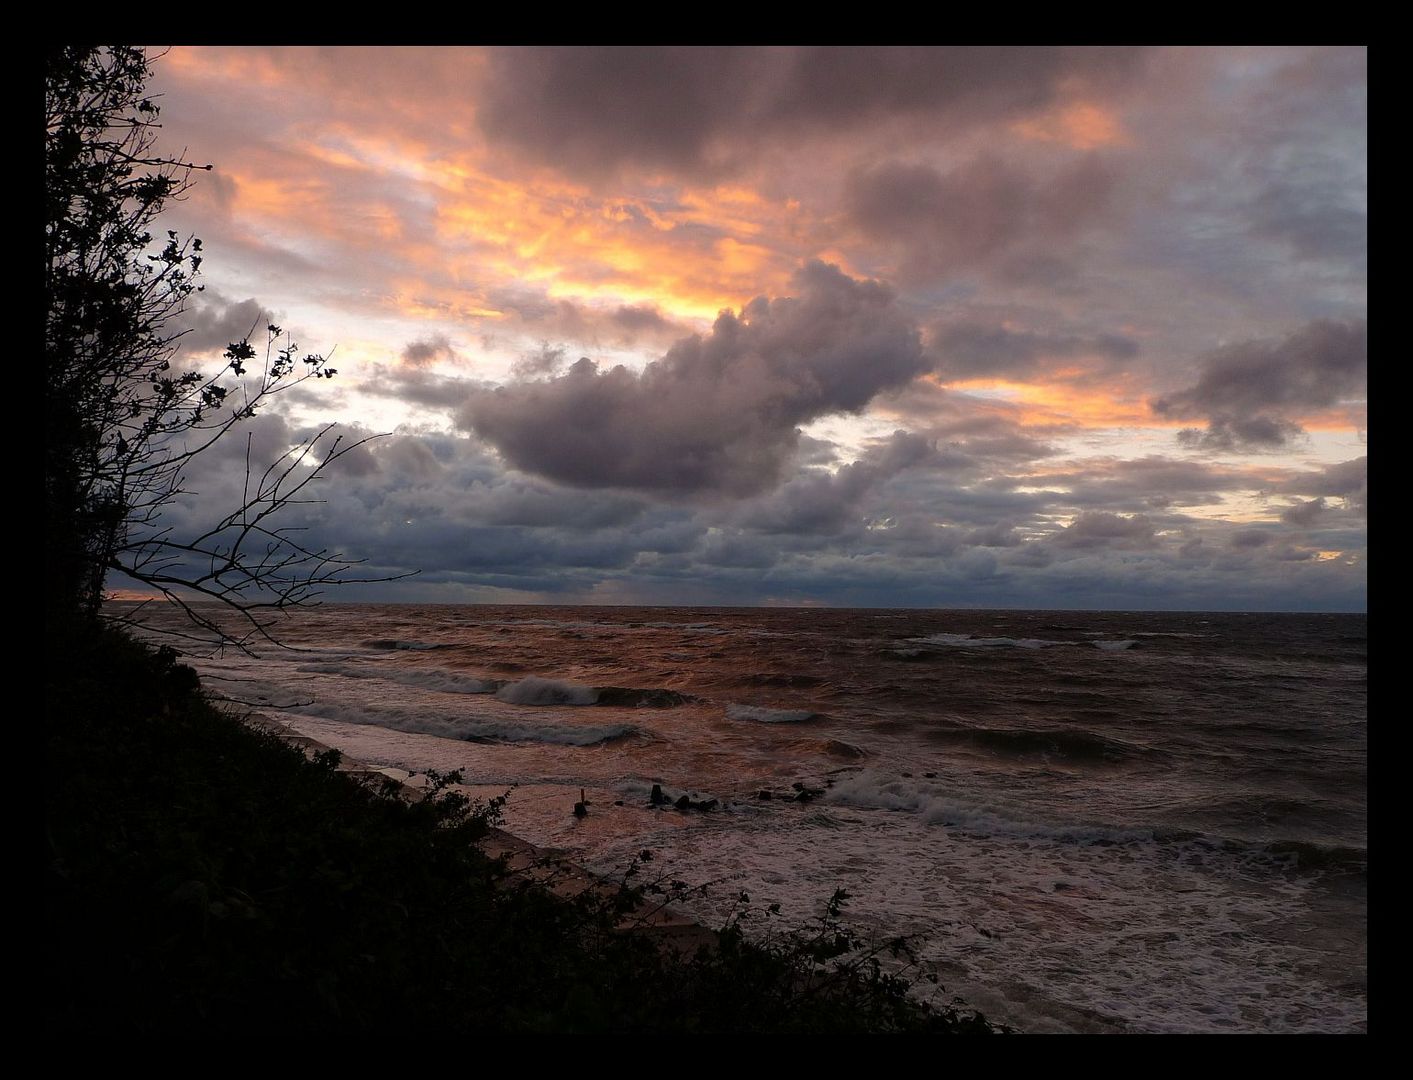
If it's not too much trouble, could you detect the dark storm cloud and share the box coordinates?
[1229,529,1272,549]
[1283,456,1366,514]
[475,47,1149,178]
[175,293,268,356]
[1280,497,1328,526]
[963,523,1022,548]
[844,154,1115,282]
[401,334,457,367]
[931,319,1139,380]
[153,413,1364,613]
[1175,416,1306,451]
[1152,319,1366,449]
[457,262,928,496]
[730,430,937,536]
[1051,511,1157,550]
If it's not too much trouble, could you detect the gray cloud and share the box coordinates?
[932,319,1138,380]
[845,154,1115,282]
[401,334,457,368]
[476,47,1149,179]
[730,430,937,536]
[486,288,686,351]
[458,262,928,496]
[1051,511,1157,550]
[1230,528,1271,549]
[1283,456,1366,514]
[1153,319,1366,449]
[361,368,481,413]
[1243,48,1366,263]
[510,344,568,380]
[1175,416,1306,451]
[147,412,1364,613]
[1280,497,1328,526]
[1036,456,1261,513]
[176,293,268,356]
[1250,182,1366,264]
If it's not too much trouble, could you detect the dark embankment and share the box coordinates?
[45,625,999,1034]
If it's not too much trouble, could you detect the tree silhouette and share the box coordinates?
[46,46,391,649]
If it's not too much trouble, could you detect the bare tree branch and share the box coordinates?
[47,47,412,652]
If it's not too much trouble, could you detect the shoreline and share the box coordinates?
[240,708,723,957]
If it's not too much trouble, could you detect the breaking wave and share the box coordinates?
[911,633,1062,649]
[296,662,499,695]
[928,726,1154,764]
[495,676,599,706]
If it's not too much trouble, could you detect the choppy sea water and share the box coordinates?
[123,603,1367,1033]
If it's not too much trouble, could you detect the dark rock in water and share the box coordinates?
[822,739,867,760]
[650,783,669,806]
[673,792,719,811]
[791,782,805,792]
[924,772,937,779]
[794,790,815,803]
[757,790,773,800]
[613,800,624,806]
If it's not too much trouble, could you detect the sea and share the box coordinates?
[123,603,1367,1034]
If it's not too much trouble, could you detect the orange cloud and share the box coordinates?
[1013,101,1129,150]
[943,375,1162,430]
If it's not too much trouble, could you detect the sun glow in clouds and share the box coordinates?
[144,45,1366,611]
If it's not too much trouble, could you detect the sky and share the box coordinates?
[137,46,1366,611]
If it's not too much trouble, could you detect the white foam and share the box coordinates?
[725,703,817,723]
[495,676,599,706]
[825,771,1153,842]
[912,633,1059,649]
[297,662,497,694]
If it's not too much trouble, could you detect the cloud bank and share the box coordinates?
[458,262,927,496]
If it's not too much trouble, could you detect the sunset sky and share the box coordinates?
[142,46,1366,610]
